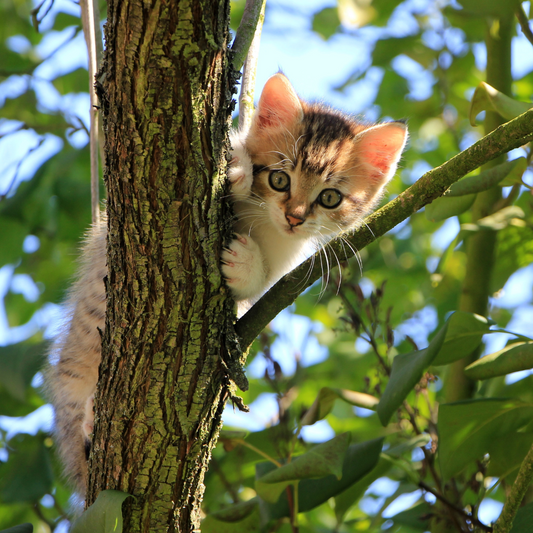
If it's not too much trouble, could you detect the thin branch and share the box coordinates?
[235,109,533,351]
[419,481,492,532]
[238,0,266,132]
[0,137,45,201]
[79,0,103,225]
[492,441,533,533]
[516,5,533,48]
[232,0,267,72]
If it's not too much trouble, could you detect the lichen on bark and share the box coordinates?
[87,0,237,531]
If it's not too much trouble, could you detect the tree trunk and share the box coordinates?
[86,1,236,531]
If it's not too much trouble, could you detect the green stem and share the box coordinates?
[235,439,282,467]
[238,0,266,132]
[232,0,266,72]
[444,13,513,403]
[79,0,103,225]
[493,442,533,533]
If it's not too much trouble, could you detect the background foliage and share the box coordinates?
[0,0,532,531]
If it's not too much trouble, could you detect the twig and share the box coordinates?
[238,0,266,132]
[79,0,103,225]
[232,0,267,72]
[492,441,533,533]
[235,109,533,351]
[516,5,533,48]
[0,137,45,201]
[419,480,492,532]
[210,457,240,504]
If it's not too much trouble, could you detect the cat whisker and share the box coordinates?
[362,219,376,240]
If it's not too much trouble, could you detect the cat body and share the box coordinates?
[47,73,407,494]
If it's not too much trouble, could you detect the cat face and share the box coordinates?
[244,74,408,241]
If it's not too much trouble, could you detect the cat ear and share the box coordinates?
[356,122,408,186]
[253,74,304,131]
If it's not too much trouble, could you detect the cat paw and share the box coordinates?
[82,395,94,439]
[221,234,266,301]
[229,133,253,196]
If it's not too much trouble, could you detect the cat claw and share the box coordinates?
[221,234,265,301]
[234,233,247,245]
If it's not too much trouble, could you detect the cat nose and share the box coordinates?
[286,214,304,227]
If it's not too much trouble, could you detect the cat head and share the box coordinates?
[244,73,408,241]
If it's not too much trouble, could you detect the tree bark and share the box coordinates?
[86,1,236,531]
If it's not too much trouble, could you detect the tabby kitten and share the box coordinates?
[47,73,407,494]
[223,73,407,312]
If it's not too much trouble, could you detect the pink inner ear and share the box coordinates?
[358,124,408,183]
[255,75,303,130]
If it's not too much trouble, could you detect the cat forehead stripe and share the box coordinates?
[296,106,355,176]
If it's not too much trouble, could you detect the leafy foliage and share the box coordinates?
[0,0,533,531]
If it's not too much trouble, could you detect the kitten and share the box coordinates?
[223,73,407,313]
[47,73,407,494]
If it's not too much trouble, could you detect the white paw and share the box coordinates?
[229,132,253,196]
[82,395,94,439]
[221,234,266,301]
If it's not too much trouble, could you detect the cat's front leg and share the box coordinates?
[82,394,94,439]
[228,132,254,197]
[221,233,267,302]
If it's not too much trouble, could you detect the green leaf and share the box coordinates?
[373,36,421,67]
[0,44,39,75]
[0,384,44,417]
[510,502,533,533]
[498,158,529,187]
[52,12,81,31]
[0,341,46,401]
[492,223,533,292]
[312,7,340,40]
[446,159,528,197]
[70,490,134,533]
[201,499,260,533]
[391,502,433,530]
[487,432,533,481]
[0,218,29,265]
[425,194,476,222]
[465,342,533,380]
[229,0,246,32]
[432,311,491,366]
[438,399,533,480]
[300,387,379,426]
[255,432,350,503]
[52,66,89,95]
[457,0,522,17]
[461,206,525,233]
[334,456,391,523]
[0,433,53,503]
[0,525,34,533]
[261,438,384,520]
[334,435,426,523]
[377,318,449,426]
[470,81,532,126]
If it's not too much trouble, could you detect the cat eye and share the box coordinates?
[318,189,342,209]
[269,171,290,192]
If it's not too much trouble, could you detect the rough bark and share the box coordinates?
[86,1,236,531]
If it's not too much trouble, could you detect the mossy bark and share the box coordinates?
[86,1,236,531]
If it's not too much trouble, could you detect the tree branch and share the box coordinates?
[493,442,533,533]
[232,0,266,72]
[235,109,533,351]
[79,0,103,224]
[516,4,533,48]
[238,0,266,132]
